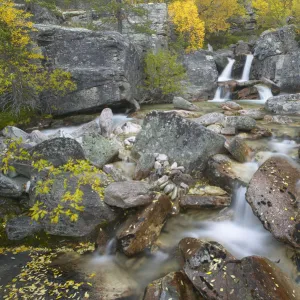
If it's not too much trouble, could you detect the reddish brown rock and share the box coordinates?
[180,195,231,209]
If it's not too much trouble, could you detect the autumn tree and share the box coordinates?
[168,0,205,52]
[252,0,297,28]
[0,0,76,115]
[196,0,245,33]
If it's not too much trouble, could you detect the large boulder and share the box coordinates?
[35,25,142,115]
[179,238,300,299]
[182,50,218,100]
[133,111,226,176]
[0,174,27,198]
[104,181,155,208]
[30,138,85,167]
[246,156,300,248]
[265,93,300,115]
[29,171,118,237]
[251,26,300,92]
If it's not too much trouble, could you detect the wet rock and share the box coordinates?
[194,112,225,126]
[171,172,195,187]
[104,181,155,208]
[29,130,48,144]
[220,127,236,136]
[220,101,242,111]
[99,108,113,137]
[179,238,300,300]
[117,195,172,256]
[246,156,300,248]
[238,109,265,120]
[222,116,256,131]
[133,111,225,175]
[30,171,118,237]
[5,216,42,240]
[144,271,201,300]
[226,137,252,163]
[263,115,293,124]
[134,153,156,180]
[265,93,300,115]
[173,97,198,111]
[1,126,29,141]
[180,195,230,209]
[233,86,259,100]
[0,174,27,198]
[30,138,85,167]
[81,133,119,168]
[205,154,255,192]
[207,124,222,134]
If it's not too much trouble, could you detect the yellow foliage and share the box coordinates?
[168,0,205,52]
[196,0,245,33]
[252,0,295,27]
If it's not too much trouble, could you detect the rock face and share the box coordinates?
[30,172,118,237]
[246,156,300,248]
[179,238,300,300]
[265,93,300,115]
[133,111,225,175]
[30,138,85,167]
[35,25,142,115]
[182,50,218,100]
[251,26,300,92]
[144,271,201,300]
[104,181,155,208]
[117,195,172,256]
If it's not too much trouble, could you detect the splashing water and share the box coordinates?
[255,84,273,102]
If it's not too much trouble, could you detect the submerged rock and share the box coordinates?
[246,156,300,248]
[265,93,300,115]
[133,111,225,175]
[173,97,198,111]
[179,238,300,299]
[117,195,172,256]
[144,271,201,300]
[226,137,252,163]
[263,115,293,124]
[104,181,155,208]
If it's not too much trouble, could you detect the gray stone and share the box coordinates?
[30,171,118,237]
[134,153,155,180]
[234,41,251,56]
[180,195,231,209]
[173,97,198,111]
[121,122,141,135]
[182,50,218,100]
[220,101,243,111]
[263,115,293,124]
[29,130,49,144]
[70,120,100,139]
[265,93,300,115]
[222,116,256,131]
[6,216,42,240]
[221,127,236,135]
[238,109,265,120]
[35,25,142,115]
[1,126,29,141]
[194,112,225,126]
[133,111,225,175]
[207,124,222,134]
[246,156,300,248]
[226,137,252,163]
[104,181,155,208]
[117,195,172,256]
[81,133,119,168]
[30,138,85,167]
[0,174,27,198]
[99,108,113,137]
[28,2,63,25]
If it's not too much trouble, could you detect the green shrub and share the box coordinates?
[144,50,186,95]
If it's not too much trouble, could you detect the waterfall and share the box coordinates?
[255,84,273,102]
[210,86,231,102]
[218,58,235,82]
[240,54,254,82]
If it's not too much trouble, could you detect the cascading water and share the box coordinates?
[218,58,235,82]
[210,86,231,102]
[240,54,254,82]
[255,84,273,102]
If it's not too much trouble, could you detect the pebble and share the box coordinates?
[157,175,169,185]
[171,162,178,169]
[154,161,162,170]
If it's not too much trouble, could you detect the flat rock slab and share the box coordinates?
[133,111,225,176]
[180,195,231,209]
[117,195,172,256]
[246,156,300,248]
[179,238,300,300]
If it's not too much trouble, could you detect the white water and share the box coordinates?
[255,84,273,102]
[210,86,231,102]
[240,54,254,82]
[218,58,235,82]
[269,139,298,155]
